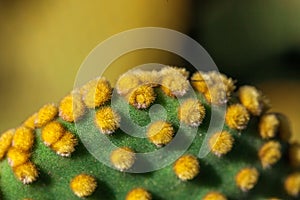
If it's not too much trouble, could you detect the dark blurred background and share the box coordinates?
[0,0,299,140]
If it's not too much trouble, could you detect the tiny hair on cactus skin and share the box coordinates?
[70,174,97,198]
[95,106,121,135]
[178,98,205,127]
[110,147,136,172]
[209,131,234,157]
[59,92,86,122]
[35,103,58,128]
[173,154,200,181]
[127,85,156,109]
[147,120,174,147]
[41,121,65,146]
[0,129,14,160]
[13,161,38,184]
[23,113,37,130]
[7,147,30,167]
[259,113,280,139]
[289,142,300,168]
[12,126,34,152]
[235,167,259,192]
[125,187,152,200]
[202,191,227,200]
[82,77,112,109]
[258,140,282,168]
[238,85,269,116]
[51,131,78,157]
[225,104,250,130]
[161,71,189,97]
[284,172,300,197]
[116,72,140,95]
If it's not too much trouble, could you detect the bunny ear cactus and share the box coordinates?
[0,66,299,200]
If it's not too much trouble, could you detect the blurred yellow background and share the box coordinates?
[0,0,192,131]
[0,0,299,141]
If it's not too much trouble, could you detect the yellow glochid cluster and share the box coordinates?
[23,113,37,130]
[0,129,14,160]
[191,71,235,105]
[81,78,112,108]
[258,141,282,168]
[202,191,227,200]
[147,120,174,147]
[8,126,38,184]
[35,104,58,128]
[259,113,280,139]
[225,104,250,131]
[41,121,78,157]
[125,187,152,200]
[209,131,234,157]
[95,106,121,134]
[235,167,259,192]
[178,98,205,127]
[284,172,300,197]
[110,147,136,172]
[238,86,269,116]
[59,92,86,122]
[173,154,200,181]
[70,173,97,198]
[127,85,156,109]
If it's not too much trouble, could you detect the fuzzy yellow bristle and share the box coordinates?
[13,161,38,184]
[133,69,160,87]
[0,129,14,160]
[258,141,282,168]
[70,174,97,198]
[110,147,136,171]
[203,191,227,200]
[116,73,140,95]
[161,71,189,97]
[147,121,174,147]
[127,85,156,109]
[95,106,120,134]
[41,121,65,146]
[51,131,78,157]
[59,93,86,122]
[160,66,189,78]
[259,113,279,139]
[225,104,250,130]
[178,98,206,127]
[82,77,112,108]
[12,127,34,152]
[191,72,208,94]
[235,167,259,192]
[209,131,234,157]
[173,154,200,181]
[23,113,37,130]
[289,143,300,168]
[238,86,269,116]
[7,147,30,167]
[125,187,152,200]
[35,103,58,128]
[284,172,300,197]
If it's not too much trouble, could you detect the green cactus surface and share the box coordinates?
[0,67,298,200]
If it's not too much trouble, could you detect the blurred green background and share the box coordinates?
[0,0,299,141]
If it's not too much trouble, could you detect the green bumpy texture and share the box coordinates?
[0,87,293,200]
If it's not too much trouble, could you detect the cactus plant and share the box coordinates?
[0,66,299,200]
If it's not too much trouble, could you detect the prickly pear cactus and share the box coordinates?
[0,67,299,200]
